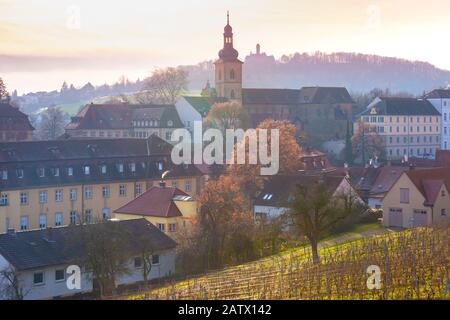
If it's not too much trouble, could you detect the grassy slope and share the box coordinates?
[120,224,448,300]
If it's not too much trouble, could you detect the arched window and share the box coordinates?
[230,90,235,99]
[230,69,235,80]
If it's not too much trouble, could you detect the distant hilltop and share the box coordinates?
[181,47,450,95]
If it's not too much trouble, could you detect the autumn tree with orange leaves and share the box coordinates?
[227,119,303,201]
[196,175,254,269]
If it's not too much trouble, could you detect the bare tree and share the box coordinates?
[66,220,131,297]
[0,266,29,300]
[288,180,360,264]
[37,106,68,140]
[137,67,188,104]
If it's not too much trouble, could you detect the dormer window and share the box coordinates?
[16,168,24,179]
[129,162,136,173]
[83,166,90,175]
[67,167,73,176]
[100,164,107,174]
[157,161,164,171]
[52,167,60,177]
[1,169,8,180]
[167,120,173,127]
[117,163,124,173]
[38,167,45,178]
[262,193,273,200]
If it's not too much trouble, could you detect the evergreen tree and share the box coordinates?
[0,77,10,102]
[344,120,353,165]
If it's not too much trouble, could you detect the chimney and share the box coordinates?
[159,180,166,188]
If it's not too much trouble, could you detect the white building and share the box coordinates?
[425,89,450,150]
[0,219,176,300]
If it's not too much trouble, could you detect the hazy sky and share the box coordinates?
[1,0,449,93]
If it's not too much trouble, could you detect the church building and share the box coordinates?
[211,13,355,148]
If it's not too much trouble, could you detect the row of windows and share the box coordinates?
[32,254,161,286]
[157,222,177,233]
[363,116,439,124]
[0,161,164,181]
[17,208,109,231]
[388,135,439,144]
[388,148,436,157]
[132,120,173,128]
[134,131,171,140]
[0,180,192,207]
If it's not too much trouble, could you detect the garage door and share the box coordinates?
[388,208,403,227]
[413,209,428,227]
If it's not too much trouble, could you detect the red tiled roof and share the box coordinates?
[370,166,409,195]
[114,186,191,218]
[405,168,450,205]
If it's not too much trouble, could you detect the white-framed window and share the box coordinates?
[0,193,8,206]
[39,214,46,229]
[102,208,110,220]
[171,181,178,188]
[70,211,77,225]
[400,188,410,204]
[38,167,45,178]
[84,187,93,200]
[117,163,124,173]
[185,181,192,192]
[70,188,77,201]
[55,212,62,226]
[157,161,163,171]
[20,216,28,230]
[169,223,176,232]
[151,254,160,265]
[55,189,63,202]
[84,209,92,224]
[119,185,126,197]
[83,166,90,175]
[67,167,74,176]
[33,271,45,286]
[102,186,110,198]
[135,183,142,196]
[129,162,136,173]
[157,223,165,232]
[39,191,47,204]
[20,192,28,205]
[134,257,143,269]
[100,164,107,174]
[1,169,8,180]
[55,269,65,282]
[16,168,24,179]
[53,167,60,177]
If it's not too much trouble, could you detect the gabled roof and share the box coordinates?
[0,103,35,131]
[0,135,171,163]
[359,97,440,116]
[424,89,450,99]
[114,186,193,218]
[369,166,409,195]
[298,87,353,104]
[0,219,176,271]
[254,174,345,207]
[242,88,300,105]
[66,103,183,130]
[404,168,450,206]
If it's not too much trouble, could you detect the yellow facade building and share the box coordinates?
[0,136,205,233]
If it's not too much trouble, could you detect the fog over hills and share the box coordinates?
[182,50,450,95]
[10,50,450,114]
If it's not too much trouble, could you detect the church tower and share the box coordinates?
[214,12,243,101]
